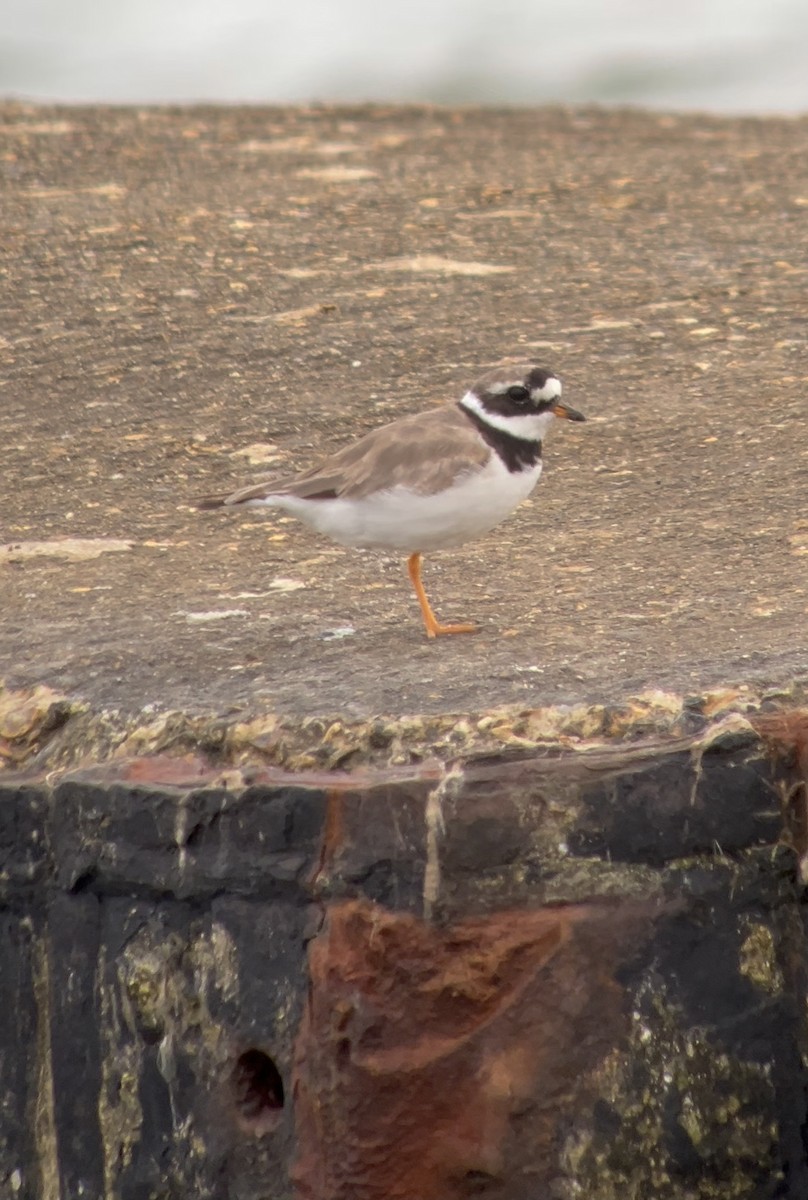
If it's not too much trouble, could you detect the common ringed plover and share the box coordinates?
[199,363,585,638]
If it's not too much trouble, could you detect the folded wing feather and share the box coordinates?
[203,406,489,507]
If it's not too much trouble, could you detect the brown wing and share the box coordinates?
[213,405,490,506]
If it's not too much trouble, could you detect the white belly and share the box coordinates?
[248,457,543,551]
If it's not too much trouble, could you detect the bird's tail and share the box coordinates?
[196,494,229,510]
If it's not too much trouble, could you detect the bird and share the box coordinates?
[198,363,585,638]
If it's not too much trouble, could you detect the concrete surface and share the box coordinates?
[1,101,807,724]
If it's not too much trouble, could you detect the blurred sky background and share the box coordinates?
[2,0,808,112]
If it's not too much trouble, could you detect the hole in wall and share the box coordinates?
[231,1048,285,1135]
[70,867,97,894]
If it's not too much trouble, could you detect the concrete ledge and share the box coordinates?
[1,101,807,721]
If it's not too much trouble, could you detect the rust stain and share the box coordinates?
[292,897,654,1199]
[753,709,808,776]
[118,753,214,787]
[45,753,447,792]
[752,709,808,868]
[309,789,346,888]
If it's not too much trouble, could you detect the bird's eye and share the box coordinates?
[506,385,530,404]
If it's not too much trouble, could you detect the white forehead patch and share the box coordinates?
[530,376,562,401]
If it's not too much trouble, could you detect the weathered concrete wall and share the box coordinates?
[2,704,808,1198]
[2,99,808,1198]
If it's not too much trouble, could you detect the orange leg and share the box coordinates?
[406,552,478,639]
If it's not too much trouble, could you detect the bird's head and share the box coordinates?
[462,363,585,441]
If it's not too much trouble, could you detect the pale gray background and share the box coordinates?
[2,0,808,112]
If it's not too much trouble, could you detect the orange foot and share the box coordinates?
[406,552,479,639]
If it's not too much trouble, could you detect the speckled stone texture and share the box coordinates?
[1,102,807,717]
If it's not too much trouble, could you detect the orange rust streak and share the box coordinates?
[752,709,808,775]
[308,788,345,887]
[292,897,656,1200]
